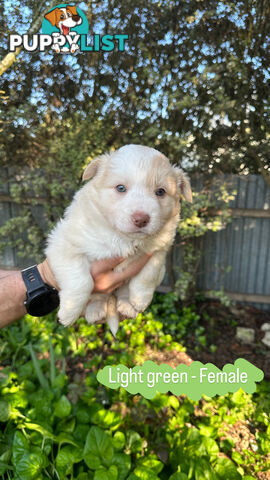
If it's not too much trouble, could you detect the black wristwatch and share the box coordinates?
[21,265,60,317]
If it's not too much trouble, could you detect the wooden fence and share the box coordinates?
[1,174,270,310]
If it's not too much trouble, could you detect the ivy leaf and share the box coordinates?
[111,452,131,480]
[94,469,109,480]
[12,431,29,464]
[12,436,48,480]
[133,465,161,480]
[215,457,241,480]
[83,426,113,470]
[54,395,72,418]
[56,445,82,475]
[194,458,217,480]
[137,456,163,474]
[126,430,143,453]
[112,431,126,451]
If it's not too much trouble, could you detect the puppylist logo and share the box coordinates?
[9,3,128,54]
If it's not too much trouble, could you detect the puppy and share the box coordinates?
[44,5,82,53]
[45,5,82,35]
[45,145,192,335]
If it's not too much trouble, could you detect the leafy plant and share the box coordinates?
[0,296,269,479]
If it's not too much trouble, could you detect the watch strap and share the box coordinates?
[21,265,46,295]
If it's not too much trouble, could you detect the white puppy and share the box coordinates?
[45,145,192,334]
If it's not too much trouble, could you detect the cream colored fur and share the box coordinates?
[45,144,192,334]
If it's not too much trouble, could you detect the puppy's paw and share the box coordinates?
[58,306,77,326]
[117,298,139,319]
[52,44,60,54]
[129,292,153,313]
[71,44,79,53]
[85,301,107,324]
[58,290,89,326]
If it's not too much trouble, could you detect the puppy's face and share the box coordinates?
[83,145,192,237]
[44,6,82,35]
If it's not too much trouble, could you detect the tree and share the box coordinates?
[0,0,269,262]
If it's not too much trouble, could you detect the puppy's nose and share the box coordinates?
[72,15,80,21]
[132,211,150,228]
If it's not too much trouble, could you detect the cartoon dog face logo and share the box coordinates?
[44,5,82,35]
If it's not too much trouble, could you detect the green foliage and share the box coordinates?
[1,0,269,264]
[0,296,269,479]
[0,114,113,262]
[173,180,236,302]
[150,293,207,351]
[1,0,269,175]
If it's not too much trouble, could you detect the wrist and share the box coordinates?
[37,259,59,290]
[16,270,28,311]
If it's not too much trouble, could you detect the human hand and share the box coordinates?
[38,254,152,294]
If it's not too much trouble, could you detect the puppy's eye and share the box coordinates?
[60,14,65,19]
[155,188,166,197]
[116,185,127,193]
[67,12,72,17]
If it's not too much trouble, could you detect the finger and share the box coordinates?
[103,281,124,294]
[112,253,152,283]
[92,279,124,294]
[91,257,125,277]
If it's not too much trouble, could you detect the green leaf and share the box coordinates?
[28,343,49,390]
[215,458,241,480]
[76,473,94,480]
[94,468,110,480]
[13,441,48,480]
[83,426,113,470]
[55,432,79,447]
[93,466,118,480]
[109,465,118,480]
[113,431,126,451]
[13,431,29,464]
[202,438,219,456]
[52,374,67,389]
[0,460,13,475]
[49,337,56,386]
[231,452,244,465]
[194,458,217,480]
[133,466,160,480]
[92,409,122,429]
[169,474,188,480]
[74,424,90,443]
[56,445,82,474]
[111,452,131,480]
[76,406,92,424]
[0,400,10,422]
[126,430,143,453]
[168,396,180,409]
[137,456,163,474]
[54,395,72,418]
[23,422,55,439]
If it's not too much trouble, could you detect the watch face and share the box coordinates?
[27,290,59,317]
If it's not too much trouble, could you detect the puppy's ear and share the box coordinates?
[82,156,102,181]
[173,167,193,202]
[67,5,78,15]
[44,9,57,26]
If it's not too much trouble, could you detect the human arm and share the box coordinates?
[0,254,152,328]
